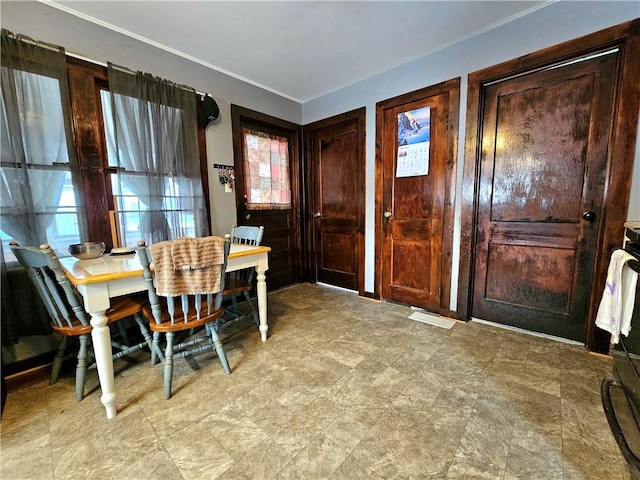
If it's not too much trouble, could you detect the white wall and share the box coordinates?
[205,101,238,237]
[302,1,640,304]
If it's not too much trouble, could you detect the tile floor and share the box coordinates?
[0,283,632,479]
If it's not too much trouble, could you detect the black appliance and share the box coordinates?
[602,226,640,479]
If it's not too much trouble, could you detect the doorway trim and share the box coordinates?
[458,19,640,353]
[374,78,461,313]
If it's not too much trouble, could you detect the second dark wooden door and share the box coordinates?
[471,51,618,341]
[305,108,365,293]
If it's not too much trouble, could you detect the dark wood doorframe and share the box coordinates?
[458,19,640,353]
[374,78,460,313]
[303,107,366,295]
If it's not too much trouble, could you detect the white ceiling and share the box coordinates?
[48,0,551,103]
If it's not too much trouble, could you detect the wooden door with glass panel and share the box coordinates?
[231,105,301,291]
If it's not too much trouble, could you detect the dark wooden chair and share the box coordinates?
[221,225,264,328]
[137,236,231,399]
[9,241,157,401]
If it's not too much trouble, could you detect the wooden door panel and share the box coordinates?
[472,52,618,341]
[317,230,357,286]
[394,176,435,217]
[244,211,294,291]
[307,109,365,293]
[484,243,575,313]
[490,76,592,222]
[320,135,357,219]
[388,217,440,304]
[391,239,430,295]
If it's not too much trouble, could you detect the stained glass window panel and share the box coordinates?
[242,128,291,210]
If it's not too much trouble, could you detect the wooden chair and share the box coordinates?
[221,225,264,328]
[9,241,157,401]
[137,236,232,399]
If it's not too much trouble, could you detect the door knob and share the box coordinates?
[383,211,392,218]
[245,213,251,220]
[313,212,322,218]
[582,211,596,222]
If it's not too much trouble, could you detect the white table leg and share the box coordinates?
[89,310,117,419]
[256,269,268,342]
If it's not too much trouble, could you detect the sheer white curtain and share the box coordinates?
[105,63,208,246]
[1,29,86,344]
[1,70,69,245]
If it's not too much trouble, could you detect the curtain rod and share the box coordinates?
[66,50,209,98]
[2,29,64,54]
[4,29,209,98]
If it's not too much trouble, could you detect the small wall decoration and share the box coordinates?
[396,106,430,177]
[215,164,235,193]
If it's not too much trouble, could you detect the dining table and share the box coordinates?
[59,243,271,419]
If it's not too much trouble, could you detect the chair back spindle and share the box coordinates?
[10,241,89,329]
[230,225,264,246]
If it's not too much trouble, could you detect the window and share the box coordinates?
[1,47,84,261]
[101,89,205,246]
[242,128,291,210]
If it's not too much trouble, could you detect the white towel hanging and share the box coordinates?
[595,249,639,344]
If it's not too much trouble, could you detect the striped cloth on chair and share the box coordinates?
[149,237,225,296]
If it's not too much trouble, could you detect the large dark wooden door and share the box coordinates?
[472,51,618,341]
[305,108,365,293]
[377,80,459,313]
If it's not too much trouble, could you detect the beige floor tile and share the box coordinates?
[0,283,629,480]
[274,434,348,479]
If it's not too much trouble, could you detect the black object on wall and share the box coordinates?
[200,94,220,128]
